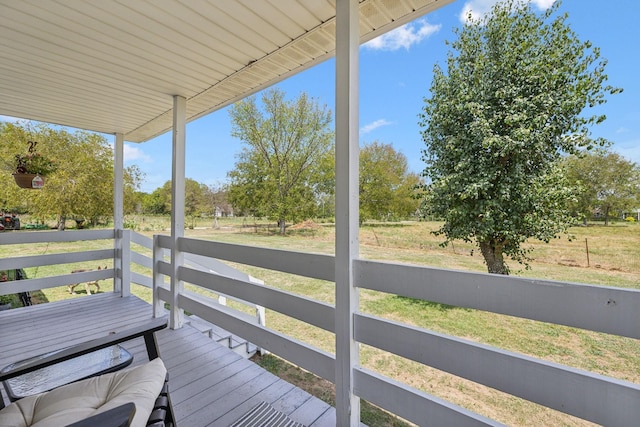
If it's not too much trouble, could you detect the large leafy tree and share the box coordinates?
[563,149,640,225]
[360,141,421,222]
[0,122,139,229]
[228,88,333,234]
[1,122,143,227]
[418,0,620,274]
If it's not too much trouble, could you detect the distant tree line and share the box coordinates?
[138,180,232,218]
[563,149,640,225]
[1,109,421,232]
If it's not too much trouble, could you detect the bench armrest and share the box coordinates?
[0,316,167,382]
[65,402,136,427]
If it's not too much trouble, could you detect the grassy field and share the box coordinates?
[2,217,638,426]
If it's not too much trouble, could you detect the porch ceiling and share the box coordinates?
[0,0,453,143]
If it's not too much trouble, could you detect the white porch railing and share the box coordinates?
[0,229,119,296]
[1,229,639,426]
[0,229,265,349]
[154,235,640,427]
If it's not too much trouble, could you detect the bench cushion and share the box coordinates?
[0,358,166,427]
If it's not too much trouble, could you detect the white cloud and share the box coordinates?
[459,0,556,23]
[123,143,152,163]
[616,126,629,134]
[531,0,556,9]
[459,0,499,22]
[364,19,441,51]
[360,119,393,134]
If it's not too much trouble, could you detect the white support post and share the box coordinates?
[334,0,360,425]
[170,95,186,330]
[114,133,129,296]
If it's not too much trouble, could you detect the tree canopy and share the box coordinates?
[418,0,621,274]
[563,149,640,225]
[227,88,333,234]
[0,121,142,228]
[360,141,421,222]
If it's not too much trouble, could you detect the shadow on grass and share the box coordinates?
[394,295,459,312]
[361,222,412,228]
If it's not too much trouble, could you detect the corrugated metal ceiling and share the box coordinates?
[0,0,454,143]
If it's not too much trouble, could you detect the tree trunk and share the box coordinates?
[479,239,508,275]
[279,219,286,235]
[57,215,66,231]
[603,206,610,225]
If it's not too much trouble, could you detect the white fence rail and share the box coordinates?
[356,259,640,339]
[0,229,159,295]
[154,235,639,427]
[2,230,638,425]
[0,230,116,295]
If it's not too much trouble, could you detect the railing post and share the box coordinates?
[120,229,131,297]
[152,235,165,318]
[113,228,122,295]
[256,304,267,356]
[335,0,360,425]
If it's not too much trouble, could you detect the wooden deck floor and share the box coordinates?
[0,293,336,426]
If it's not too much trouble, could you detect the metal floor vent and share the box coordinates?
[230,401,306,427]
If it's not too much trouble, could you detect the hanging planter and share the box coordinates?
[11,140,56,189]
[13,173,45,189]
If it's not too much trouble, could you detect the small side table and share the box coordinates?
[1,345,133,402]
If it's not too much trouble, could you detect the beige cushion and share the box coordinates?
[0,357,167,427]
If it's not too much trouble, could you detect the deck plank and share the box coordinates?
[290,395,334,426]
[271,386,314,414]
[177,366,274,424]
[0,294,339,427]
[309,408,339,427]
[210,378,300,427]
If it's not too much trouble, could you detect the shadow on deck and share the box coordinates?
[0,293,336,427]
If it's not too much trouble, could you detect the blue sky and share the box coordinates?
[10,0,639,193]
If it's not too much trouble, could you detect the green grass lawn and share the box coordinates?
[2,218,638,426]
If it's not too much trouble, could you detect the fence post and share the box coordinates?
[585,238,590,268]
[120,229,131,297]
[152,235,165,317]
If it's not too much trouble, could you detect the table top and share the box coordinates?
[2,345,132,400]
